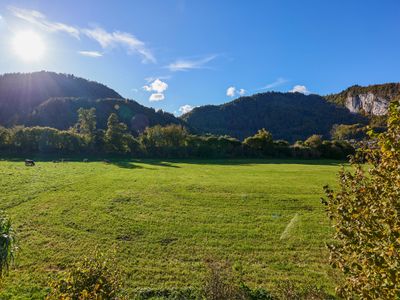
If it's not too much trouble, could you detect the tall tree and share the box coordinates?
[105,113,129,153]
[76,108,97,142]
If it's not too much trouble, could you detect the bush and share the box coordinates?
[0,211,16,278]
[47,248,124,299]
[322,102,400,298]
[202,258,273,300]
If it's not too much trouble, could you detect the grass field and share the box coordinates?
[0,158,343,299]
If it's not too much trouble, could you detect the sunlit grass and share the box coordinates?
[0,158,342,298]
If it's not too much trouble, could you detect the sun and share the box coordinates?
[12,31,45,61]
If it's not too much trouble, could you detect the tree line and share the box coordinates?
[0,107,355,159]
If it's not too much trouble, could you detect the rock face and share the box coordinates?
[345,93,389,116]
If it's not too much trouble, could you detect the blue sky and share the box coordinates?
[0,0,399,115]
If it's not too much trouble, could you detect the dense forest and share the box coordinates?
[0,108,354,159]
[0,71,122,126]
[181,92,366,142]
[0,71,183,133]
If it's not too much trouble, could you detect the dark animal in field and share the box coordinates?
[25,159,35,166]
[103,159,110,164]
[83,158,89,162]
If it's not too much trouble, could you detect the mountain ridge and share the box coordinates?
[181,91,367,142]
[0,71,184,133]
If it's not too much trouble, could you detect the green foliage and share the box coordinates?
[202,258,273,300]
[243,129,274,156]
[304,134,323,148]
[0,211,16,278]
[105,113,130,154]
[47,249,124,300]
[140,124,188,157]
[322,102,400,298]
[10,126,84,153]
[330,123,365,141]
[75,108,97,144]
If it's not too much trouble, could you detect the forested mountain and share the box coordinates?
[29,97,183,133]
[325,83,400,116]
[181,92,366,142]
[2,71,396,142]
[0,71,183,133]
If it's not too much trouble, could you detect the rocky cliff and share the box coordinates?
[345,93,389,115]
[325,83,400,116]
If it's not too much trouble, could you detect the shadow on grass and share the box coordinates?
[0,154,347,168]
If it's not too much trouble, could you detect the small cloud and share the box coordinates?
[149,93,165,102]
[131,88,138,93]
[227,86,246,97]
[78,50,102,58]
[226,86,236,97]
[179,104,194,114]
[143,79,168,93]
[9,6,80,38]
[143,78,168,101]
[258,77,288,90]
[289,85,310,95]
[166,55,217,72]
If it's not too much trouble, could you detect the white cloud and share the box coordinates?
[289,85,310,95]
[179,104,194,114]
[226,86,236,97]
[149,93,165,102]
[143,79,168,93]
[9,6,80,38]
[143,79,168,101]
[9,6,155,63]
[258,77,288,90]
[78,50,102,58]
[167,55,216,72]
[227,86,246,97]
[83,27,155,63]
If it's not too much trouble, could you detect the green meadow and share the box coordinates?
[0,159,343,298]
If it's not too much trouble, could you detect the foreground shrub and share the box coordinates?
[0,211,16,278]
[47,248,124,299]
[323,102,400,298]
[203,258,273,300]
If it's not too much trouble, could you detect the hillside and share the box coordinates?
[181,92,366,142]
[325,83,400,116]
[0,71,183,132]
[29,97,183,133]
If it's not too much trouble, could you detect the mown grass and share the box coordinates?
[0,158,343,298]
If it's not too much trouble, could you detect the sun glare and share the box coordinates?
[12,31,45,61]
